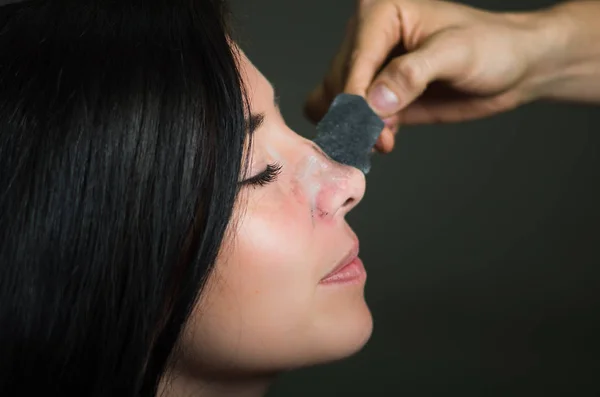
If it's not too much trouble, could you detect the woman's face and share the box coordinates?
[178,52,372,376]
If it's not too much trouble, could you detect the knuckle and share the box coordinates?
[390,58,423,91]
[373,1,398,19]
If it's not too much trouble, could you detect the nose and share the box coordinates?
[320,164,366,219]
[300,142,366,220]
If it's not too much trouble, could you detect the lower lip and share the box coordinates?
[319,257,366,285]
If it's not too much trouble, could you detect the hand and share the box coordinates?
[305,0,556,153]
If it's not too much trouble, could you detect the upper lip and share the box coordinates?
[321,240,360,280]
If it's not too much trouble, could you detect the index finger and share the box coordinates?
[344,1,404,96]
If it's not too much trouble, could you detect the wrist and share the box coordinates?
[507,1,600,103]
[501,6,574,103]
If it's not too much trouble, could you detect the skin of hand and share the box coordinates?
[304,0,598,154]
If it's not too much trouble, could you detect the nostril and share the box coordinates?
[343,197,354,208]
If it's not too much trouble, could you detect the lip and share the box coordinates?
[319,241,365,285]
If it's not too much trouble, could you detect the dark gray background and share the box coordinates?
[229,0,600,396]
[2,0,597,395]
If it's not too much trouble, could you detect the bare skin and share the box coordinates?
[159,49,371,397]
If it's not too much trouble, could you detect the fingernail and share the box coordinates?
[368,84,399,114]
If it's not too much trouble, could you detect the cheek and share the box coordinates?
[226,191,317,300]
[182,192,321,367]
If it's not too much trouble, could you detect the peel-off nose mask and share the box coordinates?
[312,94,385,175]
[294,153,352,219]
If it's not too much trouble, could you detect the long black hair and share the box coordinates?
[0,0,249,395]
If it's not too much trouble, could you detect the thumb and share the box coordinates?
[366,28,471,117]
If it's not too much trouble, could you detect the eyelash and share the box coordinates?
[241,163,283,187]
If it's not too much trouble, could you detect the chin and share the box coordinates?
[297,299,374,369]
[177,302,374,378]
[326,300,373,362]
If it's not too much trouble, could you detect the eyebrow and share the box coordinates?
[246,113,265,135]
[245,86,280,135]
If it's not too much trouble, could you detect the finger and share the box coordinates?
[366,28,472,118]
[383,115,402,135]
[344,1,404,97]
[397,91,518,125]
[374,128,396,154]
[371,115,400,154]
[357,0,378,7]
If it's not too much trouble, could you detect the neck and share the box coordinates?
[159,368,275,397]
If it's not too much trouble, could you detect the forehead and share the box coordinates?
[237,50,273,109]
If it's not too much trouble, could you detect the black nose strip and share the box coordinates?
[312,94,385,174]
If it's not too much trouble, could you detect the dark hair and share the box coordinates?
[0,0,249,395]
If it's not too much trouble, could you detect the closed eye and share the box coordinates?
[239,163,282,187]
